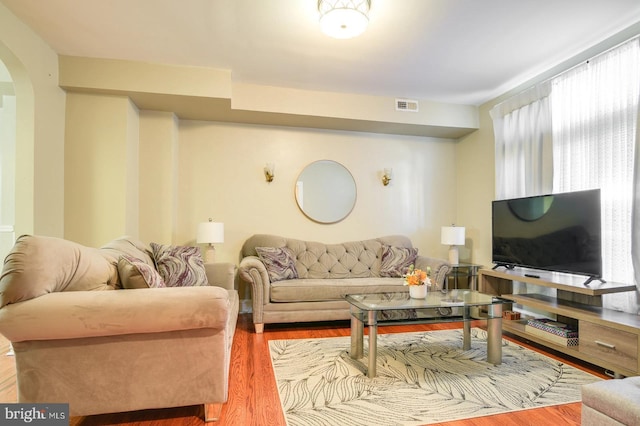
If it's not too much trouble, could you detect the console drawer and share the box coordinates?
[579,322,638,372]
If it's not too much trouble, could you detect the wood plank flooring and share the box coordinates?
[0,313,608,425]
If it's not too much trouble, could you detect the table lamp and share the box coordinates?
[197,219,224,263]
[441,225,465,265]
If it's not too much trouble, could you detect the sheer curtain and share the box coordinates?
[491,83,553,199]
[552,38,640,313]
[491,84,554,316]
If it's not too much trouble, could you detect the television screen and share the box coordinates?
[492,189,602,279]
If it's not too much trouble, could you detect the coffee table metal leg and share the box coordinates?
[367,310,377,378]
[486,303,503,365]
[463,306,471,350]
[350,315,363,359]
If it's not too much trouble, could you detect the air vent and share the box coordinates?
[395,98,419,112]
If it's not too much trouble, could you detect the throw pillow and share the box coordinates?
[0,235,117,308]
[379,244,418,277]
[255,246,298,282]
[150,242,208,287]
[117,255,166,289]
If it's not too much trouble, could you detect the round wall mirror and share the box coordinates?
[295,160,357,224]
[508,195,554,221]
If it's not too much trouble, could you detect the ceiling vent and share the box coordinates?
[395,98,419,112]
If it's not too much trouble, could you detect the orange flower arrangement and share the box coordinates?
[403,265,432,286]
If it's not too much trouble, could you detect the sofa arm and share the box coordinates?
[0,286,233,343]
[205,262,236,291]
[238,256,270,326]
[414,256,451,289]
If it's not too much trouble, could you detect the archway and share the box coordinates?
[0,41,35,248]
[0,57,15,259]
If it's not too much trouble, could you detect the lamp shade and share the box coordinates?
[197,221,224,244]
[441,226,465,246]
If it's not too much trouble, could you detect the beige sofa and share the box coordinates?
[582,377,640,425]
[238,234,450,333]
[0,235,238,422]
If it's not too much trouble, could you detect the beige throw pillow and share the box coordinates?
[0,235,117,308]
[117,255,166,289]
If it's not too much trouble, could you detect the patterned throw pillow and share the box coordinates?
[255,246,299,282]
[379,245,418,277]
[117,255,166,289]
[150,242,208,287]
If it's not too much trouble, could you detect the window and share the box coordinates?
[552,38,639,309]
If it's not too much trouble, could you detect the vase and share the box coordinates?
[409,285,427,299]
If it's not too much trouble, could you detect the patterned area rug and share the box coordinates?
[269,328,601,426]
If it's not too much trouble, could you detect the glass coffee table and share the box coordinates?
[344,290,507,378]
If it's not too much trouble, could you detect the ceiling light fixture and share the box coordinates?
[318,0,371,39]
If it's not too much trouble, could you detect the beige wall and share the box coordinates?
[63,91,459,263]
[64,92,139,246]
[0,3,66,238]
[454,103,496,266]
[174,121,458,264]
[138,111,178,244]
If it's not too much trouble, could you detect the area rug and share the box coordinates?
[269,328,601,426]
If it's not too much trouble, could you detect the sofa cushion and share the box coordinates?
[582,377,640,426]
[117,255,166,289]
[379,245,418,277]
[270,277,406,302]
[256,246,298,282]
[0,235,117,308]
[150,243,208,287]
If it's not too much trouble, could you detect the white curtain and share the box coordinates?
[552,38,640,313]
[491,83,553,199]
[491,84,554,316]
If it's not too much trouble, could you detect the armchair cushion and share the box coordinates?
[379,245,418,277]
[255,246,298,282]
[0,286,233,342]
[150,242,208,287]
[117,255,166,289]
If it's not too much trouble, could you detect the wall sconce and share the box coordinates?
[197,218,224,263]
[441,225,466,265]
[382,168,392,186]
[264,163,275,183]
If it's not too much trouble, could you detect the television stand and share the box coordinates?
[492,263,515,270]
[479,267,640,378]
[584,275,607,286]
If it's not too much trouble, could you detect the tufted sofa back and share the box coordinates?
[241,234,414,279]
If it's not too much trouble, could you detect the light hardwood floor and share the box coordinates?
[0,313,608,425]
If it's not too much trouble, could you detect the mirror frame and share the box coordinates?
[294,160,357,224]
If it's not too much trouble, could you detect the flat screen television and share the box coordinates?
[492,189,603,284]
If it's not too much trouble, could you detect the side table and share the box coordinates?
[446,262,482,290]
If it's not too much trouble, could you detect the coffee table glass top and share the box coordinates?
[345,290,505,311]
[344,290,504,315]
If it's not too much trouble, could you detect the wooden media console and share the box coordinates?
[479,267,640,377]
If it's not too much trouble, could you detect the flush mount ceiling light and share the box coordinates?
[318,0,371,39]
